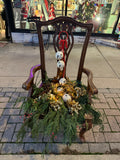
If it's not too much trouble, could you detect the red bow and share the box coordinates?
[59,39,68,50]
[58,31,68,50]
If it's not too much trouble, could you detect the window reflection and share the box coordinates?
[69,0,119,34]
[12,0,120,34]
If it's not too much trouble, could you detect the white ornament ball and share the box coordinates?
[57,60,65,71]
[55,51,63,60]
[62,94,72,102]
[59,78,66,85]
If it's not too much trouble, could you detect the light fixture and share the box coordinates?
[96,16,100,22]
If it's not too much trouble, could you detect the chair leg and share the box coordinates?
[88,92,92,104]
[79,114,93,142]
[27,87,33,98]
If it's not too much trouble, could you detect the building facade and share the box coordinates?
[1,0,120,42]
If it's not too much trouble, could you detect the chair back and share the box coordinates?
[36,16,93,82]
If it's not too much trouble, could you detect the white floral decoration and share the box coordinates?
[62,94,72,102]
[55,51,63,60]
[59,78,66,85]
[57,60,65,71]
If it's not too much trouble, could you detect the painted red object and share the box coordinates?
[49,3,56,20]
[58,31,68,77]
[118,23,120,31]
[44,0,49,12]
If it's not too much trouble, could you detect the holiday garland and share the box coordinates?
[17,74,102,144]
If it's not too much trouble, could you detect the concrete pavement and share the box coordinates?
[0,42,120,158]
[0,43,120,88]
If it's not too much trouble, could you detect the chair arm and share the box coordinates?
[22,64,41,90]
[82,68,98,95]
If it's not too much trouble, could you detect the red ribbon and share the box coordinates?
[59,39,68,50]
[58,31,68,50]
[58,31,68,77]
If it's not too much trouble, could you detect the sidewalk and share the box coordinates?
[0,43,120,156]
[0,42,120,88]
[0,87,120,154]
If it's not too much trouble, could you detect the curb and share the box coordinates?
[0,154,120,160]
[95,39,120,49]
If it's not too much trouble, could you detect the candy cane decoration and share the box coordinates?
[82,1,86,21]
[93,3,99,18]
[92,0,105,19]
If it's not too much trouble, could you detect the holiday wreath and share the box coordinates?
[17,50,102,144]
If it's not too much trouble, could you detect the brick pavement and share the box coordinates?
[0,87,120,154]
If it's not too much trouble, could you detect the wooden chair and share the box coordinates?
[22,16,98,142]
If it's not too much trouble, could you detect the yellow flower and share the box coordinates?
[49,94,56,101]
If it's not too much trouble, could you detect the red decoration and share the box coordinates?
[58,31,68,77]
[59,31,68,50]
[49,3,56,20]
[71,10,78,20]
[101,4,104,7]
[21,4,28,19]
[44,0,49,12]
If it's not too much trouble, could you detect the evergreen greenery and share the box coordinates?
[17,77,102,145]
[77,1,95,22]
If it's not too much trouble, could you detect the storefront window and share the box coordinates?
[12,0,61,30]
[12,0,44,29]
[12,0,120,34]
[68,0,120,34]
